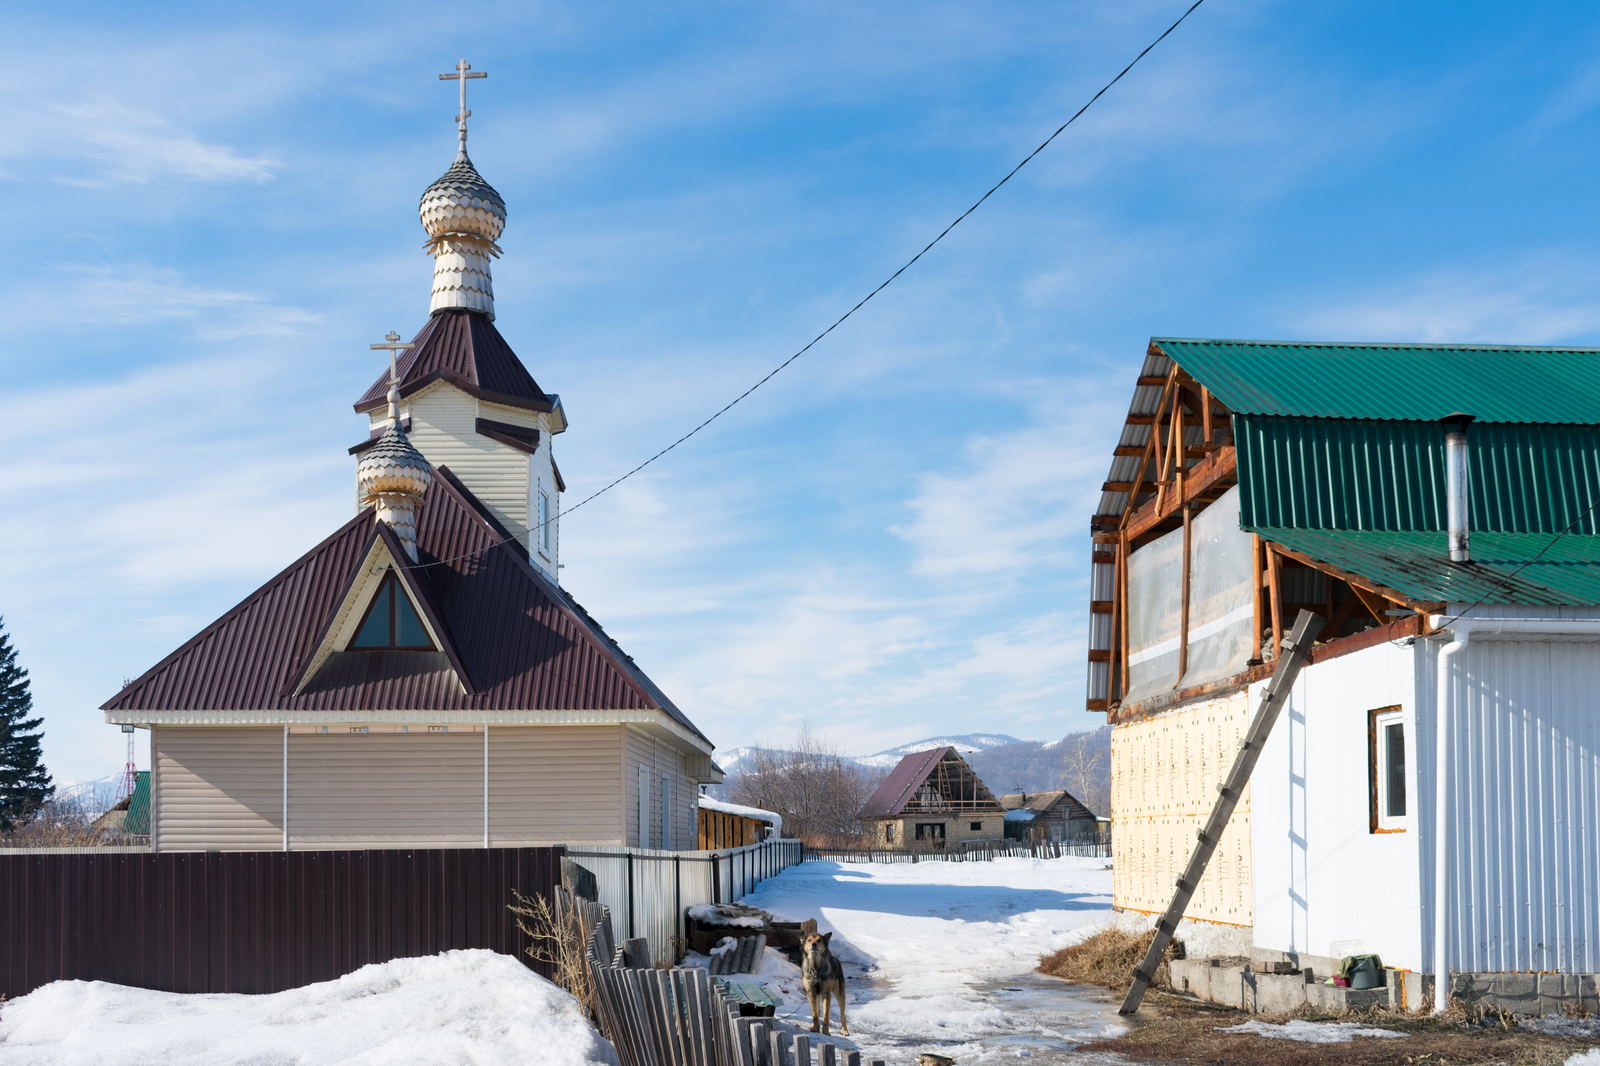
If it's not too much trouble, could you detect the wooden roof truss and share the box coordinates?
[900,752,1004,815]
[1088,346,1441,721]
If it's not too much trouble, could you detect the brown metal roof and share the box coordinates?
[859,747,950,818]
[354,311,553,415]
[102,469,709,743]
[999,790,1098,821]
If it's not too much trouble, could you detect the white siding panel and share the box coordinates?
[489,726,624,845]
[287,733,482,849]
[153,725,283,853]
[1251,640,1422,969]
[1438,638,1600,973]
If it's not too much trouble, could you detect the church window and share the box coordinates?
[349,572,434,650]
[538,486,552,553]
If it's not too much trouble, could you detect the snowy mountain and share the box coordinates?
[855,734,1025,769]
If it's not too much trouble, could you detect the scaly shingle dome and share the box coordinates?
[420,150,506,243]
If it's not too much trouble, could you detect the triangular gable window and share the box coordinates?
[349,572,434,650]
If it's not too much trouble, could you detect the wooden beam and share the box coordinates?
[1320,589,1364,641]
[1088,649,1112,663]
[1112,535,1125,703]
[1178,504,1193,682]
[1250,534,1264,664]
[1265,541,1445,614]
[1125,414,1156,426]
[1136,375,1167,386]
[1091,600,1113,614]
[1201,385,1213,445]
[1123,446,1238,540]
[1114,445,1208,458]
[1120,530,1131,699]
[1267,545,1284,660]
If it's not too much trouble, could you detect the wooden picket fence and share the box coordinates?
[562,884,879,1066]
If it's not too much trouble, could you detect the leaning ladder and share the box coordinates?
[1119,609,1325,1015]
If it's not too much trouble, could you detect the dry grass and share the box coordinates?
[508,889,595,1017]
[1037,927,1182,993]
[1076,1002,1600,1066]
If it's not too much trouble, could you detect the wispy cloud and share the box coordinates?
[1296,255,1600,344]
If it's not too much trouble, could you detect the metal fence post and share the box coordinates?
[627,852,635,939]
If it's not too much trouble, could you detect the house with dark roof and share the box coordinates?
[997,789,1098,843]
[102,119,721,854]
[1088,337,1600,1009]
[858,747,1005,848]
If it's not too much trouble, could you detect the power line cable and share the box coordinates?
[1430,495,1600,631]
[413,0,1208,571]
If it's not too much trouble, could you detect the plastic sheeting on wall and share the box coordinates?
[1179,486,1254,691]
[1124,487,1253,704]
[1123,523,1185,704]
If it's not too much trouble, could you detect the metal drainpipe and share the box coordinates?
[1432,623,1471,1014]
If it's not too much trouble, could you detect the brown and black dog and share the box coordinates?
[800,931,849,1036]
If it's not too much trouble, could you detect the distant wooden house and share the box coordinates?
[858,747,1004,848]
[697,795,780,849]
[998,789,1098,843]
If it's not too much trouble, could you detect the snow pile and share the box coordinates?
[697,795,782,832]
[0,949,617,1066]
[1217,1019,1406,1043]
[687,902,771,928]
[737,856,1121,1063]
[1565,1050,1600,1066]
[1525,1013,1600,1039]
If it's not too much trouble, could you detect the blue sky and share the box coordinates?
[8,1,1600,785]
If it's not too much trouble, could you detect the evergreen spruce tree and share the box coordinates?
[0,618,53,831]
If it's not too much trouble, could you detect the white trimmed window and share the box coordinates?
[537,484,552,555]
[1371,707,1408,832]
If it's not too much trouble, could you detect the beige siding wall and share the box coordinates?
[870,814,1003,847]
[624,728,697,850]
[1111,690,1253,927]
[489,726,624,845]
[287,732,484,849]
[153,725,282,853]
[396,386,532,540]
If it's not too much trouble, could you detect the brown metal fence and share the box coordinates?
[0,847,563,1000]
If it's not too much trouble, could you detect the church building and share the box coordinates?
[102,69,721,853]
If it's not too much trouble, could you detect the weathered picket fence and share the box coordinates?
[805,837,1110,864]
[562,880,877,1066]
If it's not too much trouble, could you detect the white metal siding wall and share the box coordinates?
[152,726,282,852]
[488,726,624,845]
[286,733,482,849]
[1251,641,1422,968]
[1437,638,1600,973]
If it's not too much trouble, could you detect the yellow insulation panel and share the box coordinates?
[1112,691,1253,926]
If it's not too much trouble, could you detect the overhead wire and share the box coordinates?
[410,0,1209,571]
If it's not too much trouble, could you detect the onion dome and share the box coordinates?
[420,150,506,242]
[420,150,505,319]
[357,425,433,561]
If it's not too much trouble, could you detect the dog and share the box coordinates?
[800,931,849,1036]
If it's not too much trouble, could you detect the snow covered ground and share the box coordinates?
[713,856,1126,1064]
[0,950,617,1066]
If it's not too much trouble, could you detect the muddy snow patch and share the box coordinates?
[1217,1019,1407,1043]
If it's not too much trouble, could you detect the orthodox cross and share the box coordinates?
[440,59,487,148]
[371,331,415,427]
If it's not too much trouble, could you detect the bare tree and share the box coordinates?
[1060,730,1111,817]
[727,725,879,845]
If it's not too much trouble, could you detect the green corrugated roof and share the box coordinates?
[1155,338,1600,424]
[1235,416,1600,534]
[1246,528,1600,606]
[125,771,150,836]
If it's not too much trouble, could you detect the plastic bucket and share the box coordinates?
[1350,956,1382,990]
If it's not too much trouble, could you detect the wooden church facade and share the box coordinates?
[103,121,721,852]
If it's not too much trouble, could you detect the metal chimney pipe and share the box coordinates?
[1439,413,1475,564]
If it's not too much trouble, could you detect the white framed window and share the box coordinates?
[1369,706,1408,832]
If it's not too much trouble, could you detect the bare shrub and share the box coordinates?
[509,889,595,1015]
[0,788,126,848]
[727,725,880,843]
[1038,927,1180,992]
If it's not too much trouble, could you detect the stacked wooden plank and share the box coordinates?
[568,886,880,1066]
